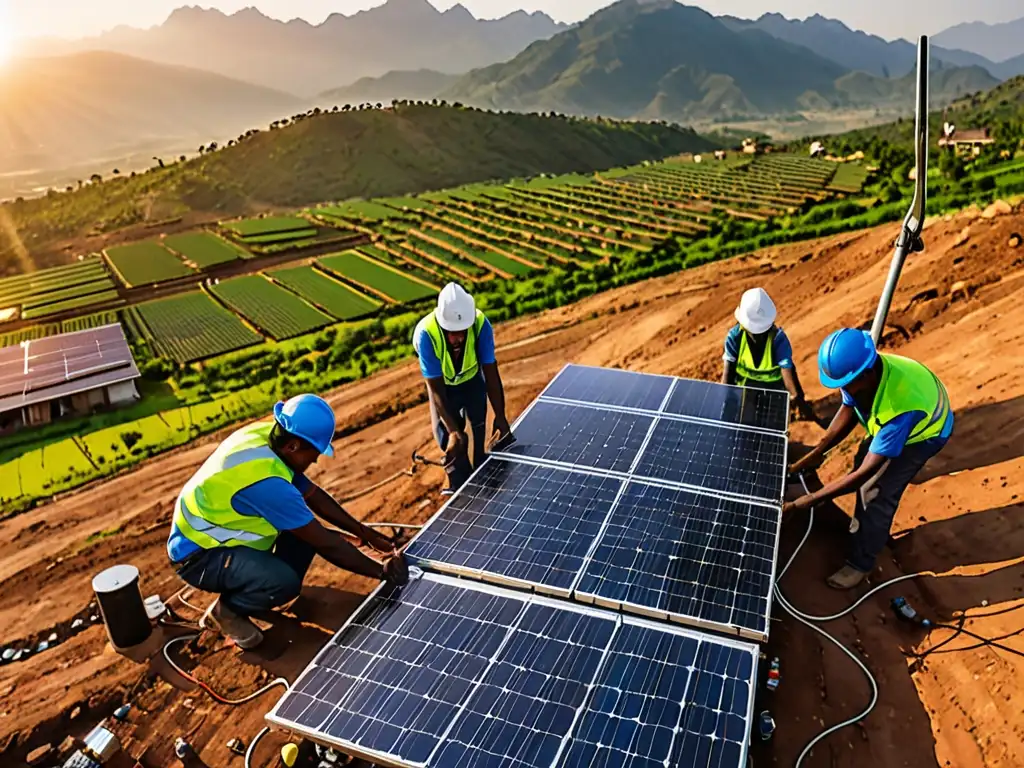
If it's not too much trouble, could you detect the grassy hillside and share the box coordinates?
[0,104,717,272]
[318,70,460,106]
[0,51,301,174]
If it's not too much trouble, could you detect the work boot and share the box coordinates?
[200,598,263,649]
[826,565,869,590]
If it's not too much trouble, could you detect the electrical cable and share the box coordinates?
[245,726,271,768]
[162,635,290,705]
[930,624,1024,658]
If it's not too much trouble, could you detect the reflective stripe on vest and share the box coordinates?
[863,355,951,446]
[423,310,487,387]
[173,421,294,552]
[736,328,782,385]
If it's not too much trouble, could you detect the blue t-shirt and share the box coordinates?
[841,389,954,458]
[167,474,314,563]
[723,325,794,369]
[413,315,496,380]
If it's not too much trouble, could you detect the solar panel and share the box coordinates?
[405,458,624,596]
[266,574,758,768]
[660,377,789,434]
[540,364,673,411]
[631,419,786,504]
[495,400,653,474]
[575,482,778,640]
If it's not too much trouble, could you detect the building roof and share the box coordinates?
[0,324,140,414]
[941,128,993,144]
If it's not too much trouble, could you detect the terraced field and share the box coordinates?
[106,242,195,287]
[2,155,867,371]
[129,292,262,363]
[164,233,248,267]
[269,266,380,320]
[210,275,334,340]
[318,251,438,303]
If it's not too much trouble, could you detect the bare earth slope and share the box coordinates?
[2,205,1023,766]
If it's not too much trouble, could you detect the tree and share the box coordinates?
[112,168,120,175]
[208,141,219,151]
[938,148,966,181]
[153,156,165,168]
[89,173,102,183]
[179,155,186,163]
[198,145,206,154]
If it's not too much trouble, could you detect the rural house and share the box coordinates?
[938,127,995,156]
[0,324,140,434]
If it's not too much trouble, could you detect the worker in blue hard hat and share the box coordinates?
[167,394,408,649]
[722,288,814,421]
[413,282,514,495]
[785,329,953,589]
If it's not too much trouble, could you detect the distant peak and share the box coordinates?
[443,3,476,20]
[378,0,440,15]
[164,5,226,24]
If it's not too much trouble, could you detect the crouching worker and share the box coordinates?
[785,329,953,589]
[723,287,814,421]
[414,282,513,495]
[167,394,408,649]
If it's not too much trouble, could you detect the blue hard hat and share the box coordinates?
[818,329,878,389]
[273,394,336,457]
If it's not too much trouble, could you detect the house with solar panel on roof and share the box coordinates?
[0,324,140,435]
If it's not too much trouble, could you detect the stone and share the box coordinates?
[26,744,53,766]
[1009,233,1022,248]
[981,199,1012,219]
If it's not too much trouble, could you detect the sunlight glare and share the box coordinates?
[0,7,12,66]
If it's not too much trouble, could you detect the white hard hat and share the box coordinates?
[435,282,476,332]
[734,288,777,334]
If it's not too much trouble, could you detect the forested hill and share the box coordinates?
[1,104,716,270]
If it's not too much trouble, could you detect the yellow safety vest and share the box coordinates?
[736,328,783,386]
[421,310,487,387]
[173,421,293,552]
[861,355,951,446]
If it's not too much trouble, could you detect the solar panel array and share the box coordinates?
[267,575,758,768]
[269,364,787,768]
[0,324,138,411]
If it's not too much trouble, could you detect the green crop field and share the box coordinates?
[223,216,312,237]
[237,229,319,244]
[21,290,123,320]
[19,279,116,311]
[0,324,59,348]
[318,252,437,303]
[133,292,263,363]
[829,162,871,193]
[210,275,333,340]
[106,242,195,287]
[164,233,247,267]
[269,266,380,320]
[61,312,120,333]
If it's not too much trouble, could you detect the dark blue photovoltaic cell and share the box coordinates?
[273,578,524,764]
[575,482,777,637]
[542,365,673,411]
[497,401,653,473]
[556,623,753,768]
[432,604,616,768]
[632,419,785,503]
[661,377,789,433]
[406,459,623,592]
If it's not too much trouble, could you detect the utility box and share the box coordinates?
[92,565,152,650]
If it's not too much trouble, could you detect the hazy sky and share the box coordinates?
[5,0,1023,43]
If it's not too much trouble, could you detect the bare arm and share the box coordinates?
[780,367,806,404]
[305,484,392,551]
[789,404,859,473]
[482,362,509,431]
[785,451,887,513]
[722,360,736,386]
[425,377,461,436]
[290,519,387,580]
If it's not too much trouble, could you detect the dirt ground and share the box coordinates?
[2,204,1023,768]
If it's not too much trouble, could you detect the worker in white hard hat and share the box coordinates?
[723,288,814,421]
[413,282,514,494]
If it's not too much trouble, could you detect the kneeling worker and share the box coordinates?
[786,329,953,589]
[723,287,813,420]
[413,282,513,494]
[167,394,408,649]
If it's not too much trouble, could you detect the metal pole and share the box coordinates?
[870,35,930,346]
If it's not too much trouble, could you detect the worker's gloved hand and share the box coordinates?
[792,399,816,423]
[383,552,409,586]
[488,417,515,452]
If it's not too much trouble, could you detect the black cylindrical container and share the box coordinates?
[91,564,151,649]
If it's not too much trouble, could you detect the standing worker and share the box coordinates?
[413,282,514,495]
[723,287,813,420]
[167,394,408,649]
[785,329,953,589]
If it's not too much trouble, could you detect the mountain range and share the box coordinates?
[22,0,567,96]
[933,17,1024,64]
[441,1,1001,122]
[0,52,301,174]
